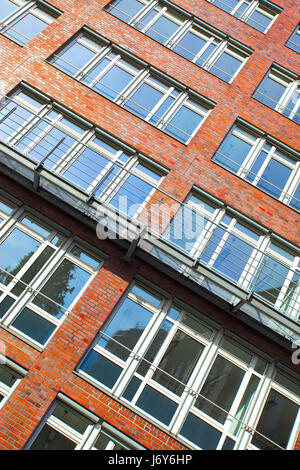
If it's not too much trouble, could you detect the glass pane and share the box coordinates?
[0,101,34,141]
[5,13,48,46]
[124,82,164,119]
[94,65,135,101]
[254,75,286,110]
[32,259,91,318]
[52,403,92,434]
[252,389,299,449]
[146,16,180,45]
[289,182,300,211]
[0,200,14,215]
[135,385,178,425]
[195,356,245,424]
[214,133,252,173]
[252,256,289,306]
[213,0,240,14]
[122,376,142,401]
[1,0,19,21]
[62,148,110,190]
[174,31,207,61]
[109,173,154,217]
[131,285,161,306]
[0,296,15,318]
[180,413,222,449]
[0,365,21,387]
[0,229,41,286]
[30,424,77,450]
[246,10,272,33]
[287,27,300,54]
[106,0,146,23]
[221,338,252,364]
[165,105,204,143]
[152,330,204,395]
[222,437,236,449]
[11,308,56,344]
[230,375,259,435]
[70,246,99,269]
[97,298,153,361]
[53,42,97,76]
[11,246,55,297]
[210,52,242,82]
[80,350,123,389]
[93,432,125,450]
[257,159,292,199]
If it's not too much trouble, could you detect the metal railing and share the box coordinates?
[0,93,299,340]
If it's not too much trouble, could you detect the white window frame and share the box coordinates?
[0,204,102,348]
[0,0,59,45]
[286,25,300,54]
[0,358,25,410]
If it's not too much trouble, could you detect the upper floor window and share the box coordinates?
[104,0,252,83]
[0,87,166,218]
[0,195,102,347]
[77,282,300,450]
[48,29,214,144]
[206,0,281,33]
[0,0,60,46]
[212,122,300,212]
[253,65,300,124]
[0,359,26,408]
[26,396,144,449]
[164,191,300,322]
[286,24,300,54]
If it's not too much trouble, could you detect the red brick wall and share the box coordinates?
[0,0,299,450]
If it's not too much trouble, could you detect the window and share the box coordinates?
[105,0,251,83]
[0,359,26,408]
[48,29,214,144]
[206,0,280,33]
[0,87,166,218]
[286,25,300,54]
[0,0,60,46]
[253,66,300,124]
[77,282,299,450]
[212,122,300,211]
[26,396,144,449]
[163,191,300,321]
[0,198,101,347]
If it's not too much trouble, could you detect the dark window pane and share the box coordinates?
[180,413,222,449]
[195,356,245,424]
[11,308,56,344]
[97,298,153,361]
[52,403,92,434]
[30,424,76,450]
[0,365,21,387]
[0,229,41,286]
[32,260,91,318]
[122,376,142,401]
[252,389,299,449]
[0,296,15,319]
[136,386,178,425]
[222,437,236,449]
[80,350,123,389]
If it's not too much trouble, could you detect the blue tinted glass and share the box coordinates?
[212,234,254,282]
[246,149,268,183]
[107,0,145,23]
[0,200,14,215]
[149,95,174,125]
[62,148,110,190]
[21,217,52,238]
[254,76,286,110]
[136,386,178,425]
[146,16,180,45]
[289,182,300,211]
[287,27,300,54]
[174,31,206,61]
[252,256,289,305]
[214,133,252,173]
[131,285,161,306]
[11,308,56,344]
[109,174,153,216]
[54,42,96,76]
[0,102,34,141]
[32,259,91,318]
[200,226,225,265]
[213,0,239,14]
[165,105,203,143]
[82,58,111,86]
[80,350,123,389]
[210,52,242,82]
[94,65,135,100]
[1,0,19,21]
[180,413,222,449]
[165,206,208,253]
[5,14,48,46]
[257,159,292,199]
[0,229,41,286]
[246,10,272,32]
[124,83,164,119]
[135,9,157,31]
[196,43,218,66]
[122,376,142,401]
[97,297,153,360]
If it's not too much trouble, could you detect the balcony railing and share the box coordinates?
[0,92,299,343]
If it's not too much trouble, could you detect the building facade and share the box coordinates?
[0,0,299,451]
